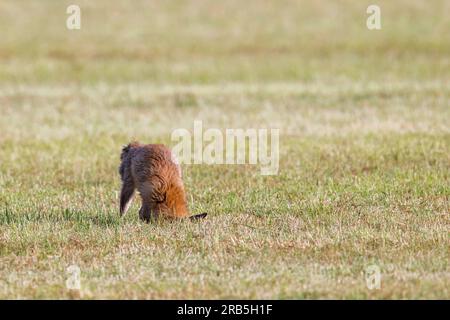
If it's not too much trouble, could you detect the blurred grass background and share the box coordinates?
[0,0,449,83]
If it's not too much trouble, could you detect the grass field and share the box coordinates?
[0,0,449,299]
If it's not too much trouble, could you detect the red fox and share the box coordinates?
[119,142,206,222]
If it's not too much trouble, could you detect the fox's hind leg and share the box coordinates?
[137,181,161,222]
[139,203,151,223]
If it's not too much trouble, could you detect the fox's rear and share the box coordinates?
[119,142,192,221]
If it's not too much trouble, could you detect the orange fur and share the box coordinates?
[119,142,189,222]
